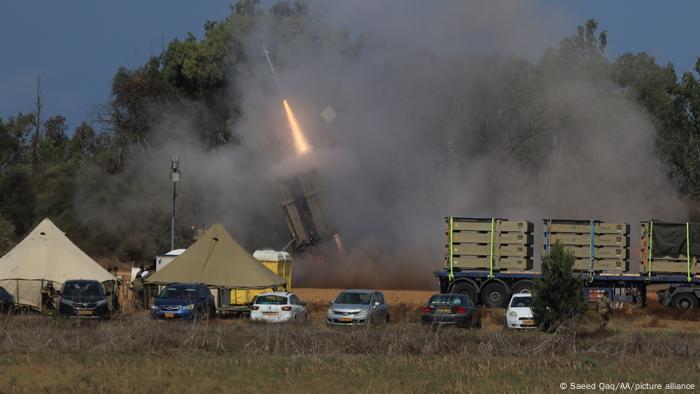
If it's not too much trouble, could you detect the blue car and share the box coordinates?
[150,283,216,320]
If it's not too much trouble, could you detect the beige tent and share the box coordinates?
[0,218,115,309]
[145,223,286,289]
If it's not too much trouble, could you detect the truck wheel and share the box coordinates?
[511,280,535,295]
[451,282,478,304]
[671,294,699,310]
[481,282,507,308]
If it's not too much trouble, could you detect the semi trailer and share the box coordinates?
[436,217,700,309]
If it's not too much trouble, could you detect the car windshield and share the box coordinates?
[428,295,471,306]
[255,295,288,305]
[159,287,197,300]
[510,296,532,308]
[61,282,103,300]
[335,292,372,305]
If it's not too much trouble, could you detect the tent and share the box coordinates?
[0,218,116,309]
[145,223,287,289]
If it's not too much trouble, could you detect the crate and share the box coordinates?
[544,220,628,234]
[546,233,628,247]
[449,218,533,233]
[543,245,628,259]
[446,256,533,271]
[640,221,700,274]
[573,258,629,272]
[640,253,700,275]
[451,231,533,245]
[452,244,532,257]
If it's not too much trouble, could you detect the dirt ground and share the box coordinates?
[294,288,435,306]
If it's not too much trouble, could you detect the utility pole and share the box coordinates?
[170,156,181,251]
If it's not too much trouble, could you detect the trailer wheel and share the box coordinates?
[451,282,478,304]
[481,282,507,308]
[671,294,699,310]
[511,280,535,295]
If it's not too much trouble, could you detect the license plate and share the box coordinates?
[164,313,174,318]
[78,310,93,316]
[437,307,451,314]
[263,312,278,316]
[338,317,353,322]
[522,320,535,326]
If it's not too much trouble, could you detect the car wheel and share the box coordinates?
[671,294,699,310]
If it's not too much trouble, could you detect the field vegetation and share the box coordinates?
[1,293,699,393]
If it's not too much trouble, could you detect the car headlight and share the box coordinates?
[326,308,333,316]
[508,311,518,317]
[96,299,107,306]
[150,304,158,311]
[357,309,369,317]
[182,304,195,311]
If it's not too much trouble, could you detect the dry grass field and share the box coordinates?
[0,288,699,393]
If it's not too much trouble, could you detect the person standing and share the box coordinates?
[597,290,612,328]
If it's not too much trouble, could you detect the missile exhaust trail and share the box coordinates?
[262,44,283,96]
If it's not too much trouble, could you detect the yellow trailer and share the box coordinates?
[230,250,292,306]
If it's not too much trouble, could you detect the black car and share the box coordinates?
[58,280,110,319]
[0,287,13,313]
[420,293,481,328]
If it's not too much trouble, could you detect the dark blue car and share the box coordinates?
[150,283,216,320]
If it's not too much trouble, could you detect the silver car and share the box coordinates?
[326,289,390,326]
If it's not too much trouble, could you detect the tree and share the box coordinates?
[532,243,587,332]
[0,168,36,236]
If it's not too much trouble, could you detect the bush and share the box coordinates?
[532,242,587,332]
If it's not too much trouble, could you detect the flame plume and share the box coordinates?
[283,99,312,155]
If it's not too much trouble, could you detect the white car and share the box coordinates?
[506,293,536,329]
[250,292,308,323]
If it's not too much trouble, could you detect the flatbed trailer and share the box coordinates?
[435,269,700,309]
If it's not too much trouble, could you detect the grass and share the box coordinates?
[2,299,700,393]
[0,353,698,393]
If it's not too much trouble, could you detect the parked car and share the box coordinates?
[151,283,215,320]
[250,292,308,323]
[505,293,535,329]
[420,293,481,328]
[326,289,390,326]
[57,280,110,319]
[0,286,14,313]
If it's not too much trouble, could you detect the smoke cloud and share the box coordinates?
[78,1,685,289]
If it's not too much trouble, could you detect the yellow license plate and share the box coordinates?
[338,317,353,322]
[164,313,175,318]
[437,307,451,313]
[522,320,535,326]
[78,310,93,315]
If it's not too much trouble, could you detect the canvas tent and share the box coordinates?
[0,218,115,309]
[145,223,287,289]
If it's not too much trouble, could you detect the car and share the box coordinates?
[506,293,536,329]
[151,283,215,320]
[326,289,390,326]
[57,280,111,319]
[0,286,14,313]
[420,293,481,328]
[250,292,308,323]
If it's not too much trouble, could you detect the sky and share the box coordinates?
[1,1,699,131]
